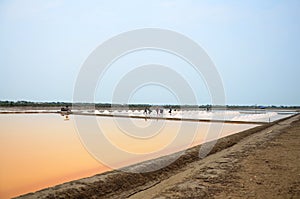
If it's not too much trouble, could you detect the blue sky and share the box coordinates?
[0,0,299,105]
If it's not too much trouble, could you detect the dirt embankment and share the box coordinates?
[17,115,300,199]
[129,115,300,199]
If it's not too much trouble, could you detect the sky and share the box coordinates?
[0,0,299,106]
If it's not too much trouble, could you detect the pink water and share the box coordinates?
[0,114,256,198]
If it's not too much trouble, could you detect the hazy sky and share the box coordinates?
[0,0,299,105]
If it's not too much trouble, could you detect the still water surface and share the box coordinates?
[0,114,256,198]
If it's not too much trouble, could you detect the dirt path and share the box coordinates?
[129,115,300,199]
[17,114,300,199]
[215,116,300,198]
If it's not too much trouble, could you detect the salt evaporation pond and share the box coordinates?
[0,111,294,198]
[92,109,290,123]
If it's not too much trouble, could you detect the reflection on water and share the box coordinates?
[0,114,107,199]
[0,114,257,198]
[64,115,70,121]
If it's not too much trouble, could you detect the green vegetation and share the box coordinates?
[0,101,71,107]
[0,101,299,109]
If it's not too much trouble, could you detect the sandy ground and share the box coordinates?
[17,114,300,199]
[129,115,300,199]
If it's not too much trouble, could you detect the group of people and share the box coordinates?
[143,107,173,116]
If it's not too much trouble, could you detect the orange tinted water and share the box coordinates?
[0,114,256,198]
[0,114,108,198]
